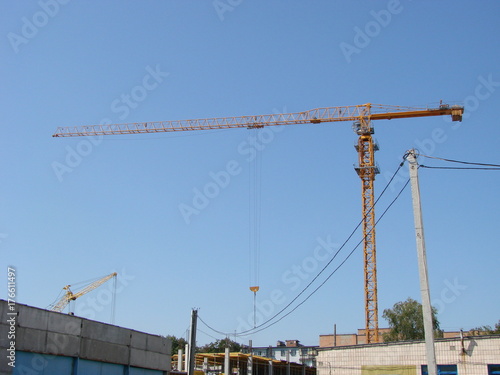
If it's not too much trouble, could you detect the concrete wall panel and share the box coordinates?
[0,323,10,349]
[80,338,129,365]
[17,304,49,330]
[0,300,6,322]
[81,320,130,344]
[147,334,169,353]
[16,327,47,352]
[0,357,13,375]
[145,350,170,371]
[130,347,148,368]
[0,323,13,375]
[131,330,148,349]
[0,300,171,373]
[48,311,82,336]
[46,332,80,356]
[130,348,170,371]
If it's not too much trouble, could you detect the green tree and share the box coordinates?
[167,335,188,356]
[382,297,441,342]
[468,320,500,336]
[198,338,242,353]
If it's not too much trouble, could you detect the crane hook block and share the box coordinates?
[249,286,260,293]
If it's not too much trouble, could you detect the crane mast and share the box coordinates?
[354,112,380,343]
[53,103,464,342]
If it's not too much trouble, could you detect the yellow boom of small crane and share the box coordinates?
[50,272,117,313]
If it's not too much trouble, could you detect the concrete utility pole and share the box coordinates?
[248,340,253,375]
[178,348,183,371]
[225,347,230,375]
[188,309,198,375]
[407,149,438,375]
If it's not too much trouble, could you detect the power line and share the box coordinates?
[198,315,234,337]
[418,154,500,168]
[420,165,500,170]
[237,178,410,336]
[197,328,222,341]
[234,160,406,336]
[199,159,408,337]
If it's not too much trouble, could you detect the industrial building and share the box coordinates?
[316,334,500,375]
[3,296,499,375]
[0,299,171,375]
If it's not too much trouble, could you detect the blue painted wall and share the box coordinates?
[13,351,164,375]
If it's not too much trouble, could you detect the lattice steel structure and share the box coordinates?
[53,103,464,342]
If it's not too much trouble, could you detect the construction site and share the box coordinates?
[3,102,500,375]
[2,3,500,375]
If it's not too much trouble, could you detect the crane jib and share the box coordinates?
[52,104,464,137]
[51,103,464,343]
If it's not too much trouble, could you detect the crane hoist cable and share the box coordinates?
[249,127,262,328]
[48,272,118,317]
[110,275,117,324]
[197,159,408,338]
[53,102,465,343]
[236,178,411,337]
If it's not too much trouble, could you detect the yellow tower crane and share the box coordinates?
[50,272,117,313]
[53,103,464,342]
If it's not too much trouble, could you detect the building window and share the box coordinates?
[421,364,457,375]
[489,364,500,375]
[290,349,297,356]
[281,350,286,356]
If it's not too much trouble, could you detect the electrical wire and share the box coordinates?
[198,159,408,337]
[420,165,500,170]
[236,159,406,335]
[233,178,410,336]
[199,176,410,337]
[197,328,221,341]
[198,315,233,337]
[418,154,500,168]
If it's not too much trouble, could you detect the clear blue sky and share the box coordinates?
[1,1,499,347]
